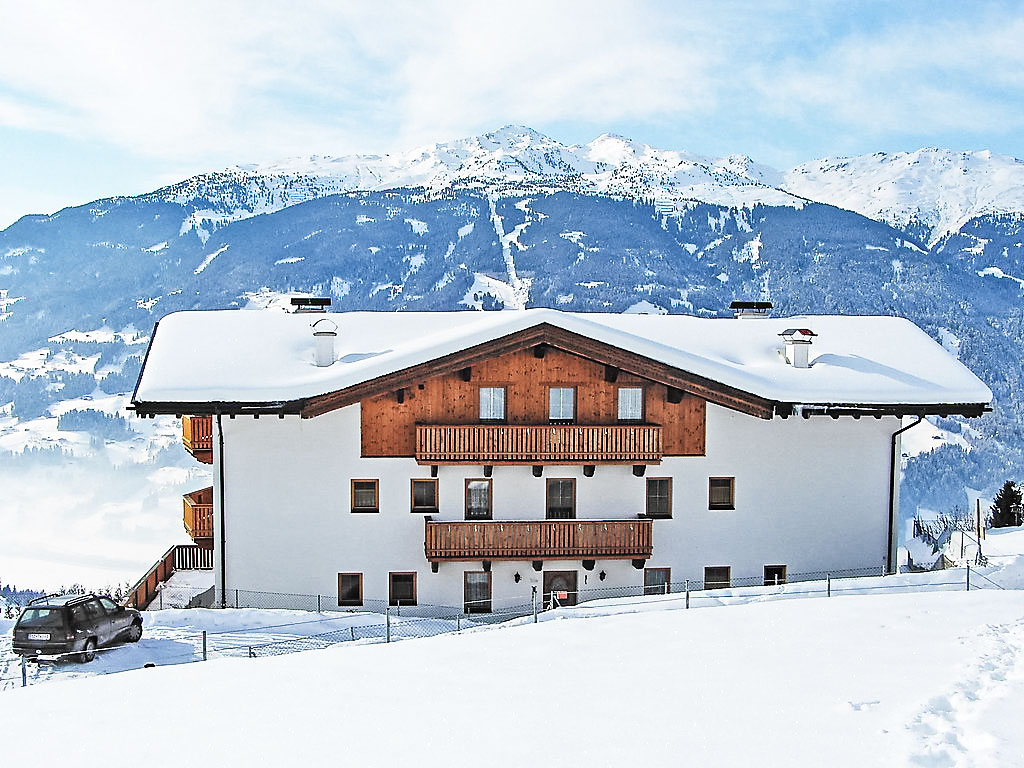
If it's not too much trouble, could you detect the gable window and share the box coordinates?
[704,565,731,590]
[617,386,644,421]
[464,571,492,614]
[351,479,379,513]
[644,567,671,595]
[411,479,438,513]
[465,478,492,520]
[764,565,787,586]
[479,387,506,421]
[337,573,363,607]
[546,478,576,519]
[548,387,575,422]
[709,477,735,510]
[389,572,417,606]
[646,478,672,519]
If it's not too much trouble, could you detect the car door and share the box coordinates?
[82,598,112,645]
[98,597,129,638]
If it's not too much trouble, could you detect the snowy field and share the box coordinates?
[2,529,1024,766]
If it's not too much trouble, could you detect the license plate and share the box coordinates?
[27,633,50,641]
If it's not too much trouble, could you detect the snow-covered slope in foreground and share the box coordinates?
[4,588,1024,765]
[783,148,1024,246]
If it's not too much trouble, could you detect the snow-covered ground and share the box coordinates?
[3,528,1024,766]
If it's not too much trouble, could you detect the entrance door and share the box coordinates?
[543,570,578,607]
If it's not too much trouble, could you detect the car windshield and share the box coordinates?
[17,608,66,628]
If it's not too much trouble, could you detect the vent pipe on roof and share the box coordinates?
[292,296,332,313]
[312,318,338,367]
[779,328,817,369]
[729,300,773,319]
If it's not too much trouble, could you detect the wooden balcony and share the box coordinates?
[182,415,213,463]
[183,487,214,546]
[415,424,663,464]
[424,518,653,562]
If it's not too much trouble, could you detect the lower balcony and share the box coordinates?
[416,424,663,464]
[183,487,214,547]
[424,518,653,562]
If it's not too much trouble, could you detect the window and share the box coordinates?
[351,479,379,513]
[646,478,672,519]
[704,566,731,590]
[338,573,363,606]
[98,597,119,613]
[709,477,735,510]
[479,387,506,421]
[618,386,644,421]
[464,572,492,614]
[644,567,671,595]
[389,572,417,606]
[411,479,438,513]
[764,565,787,586]
[548,387,575,421]
[546,478,576,519]
[465,478,492,520]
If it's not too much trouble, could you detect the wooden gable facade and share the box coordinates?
[360,345,706,459]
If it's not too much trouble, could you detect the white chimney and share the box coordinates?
[312,318,338,367]
[779,328,817,369]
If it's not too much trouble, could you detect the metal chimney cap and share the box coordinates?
[311,318,338,336]
[779,328,817,341]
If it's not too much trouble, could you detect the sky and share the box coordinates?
[1,0,1023,229]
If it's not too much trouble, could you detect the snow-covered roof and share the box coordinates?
[133,308,992,414]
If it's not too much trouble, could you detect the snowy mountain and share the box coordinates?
[782,148,1024,247]
[3,125,1024,553]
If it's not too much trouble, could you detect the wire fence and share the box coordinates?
[0,563,1008,691]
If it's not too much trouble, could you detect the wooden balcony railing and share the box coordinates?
[425,518,653,562]
[182,415,213,463]
[416,424,663,464]
[183,486,214,544]
[125,544,213,609]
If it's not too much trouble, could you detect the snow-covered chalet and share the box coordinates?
[131,302,992,612]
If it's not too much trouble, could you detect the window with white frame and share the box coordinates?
[479,387,506,421]
[617,386,643,421]
[548,387,575,421]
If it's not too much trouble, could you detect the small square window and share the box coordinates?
[479,387,506,421]
[464,571,492,614]
[764,565,787,586]
[709,477,735,510]
[618,387,644,421]
[389,572,417,606]
[338,573,363,606]
[646,478,672,519]
[546,478,576,519]
[704,566,731,590]
[465,479,492,520]
[548,387,575,421]
[411,479,438,513]
[351,479,379,513]
[644,567,671,595]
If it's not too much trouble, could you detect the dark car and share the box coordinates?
[12,593,143,662]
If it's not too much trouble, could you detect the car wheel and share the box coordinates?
[79,638,97,663]
[126,621,142,643]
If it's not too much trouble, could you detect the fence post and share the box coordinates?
[350,627,355,641]
[966,563,971,592]
[827,573,831,598]
[317,594,321,613]
[235,589,239,608]
[457,614,461,632]
[532,586,538,623]
[202,631,207,661]
[685,579,689,609]
[22,656,27,687]
[386,607,392,643]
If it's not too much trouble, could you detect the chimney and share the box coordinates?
[312,318,338,367]
[778,328,817,368]
[730,300,772,319]
[291,296,331,313]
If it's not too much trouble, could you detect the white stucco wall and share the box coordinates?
[211,403,897,612]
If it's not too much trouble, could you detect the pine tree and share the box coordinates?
[990,480,1023,528]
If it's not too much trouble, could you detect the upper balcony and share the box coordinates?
[182,415,213,463]
[424,518,653,562]
[415,424,663,465]
[183,486,214,547]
